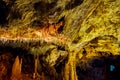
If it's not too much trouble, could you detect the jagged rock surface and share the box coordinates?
[0,0,120,80]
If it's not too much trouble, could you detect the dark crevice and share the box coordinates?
[34,1,57,14]
[57,17,65,33]
[72,37,81,43]
[65,0,84,10]
[21,54,34,74]
[57,17,64,23]
[0,0,8,25]
[34,2,47,13]
[82,48,87,55]
[55,62,63,73]
[57,46,65,51]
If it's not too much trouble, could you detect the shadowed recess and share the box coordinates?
[76,56,120,80]
[34,1,57,14]
[0,0,8,25]
[0,46,34,79]
[65,0,84,10]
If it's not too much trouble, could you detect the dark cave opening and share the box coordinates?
[76,56,120,80]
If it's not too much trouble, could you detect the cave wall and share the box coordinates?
[0,0,120,80]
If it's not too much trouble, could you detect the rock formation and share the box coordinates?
[0,0,120,80]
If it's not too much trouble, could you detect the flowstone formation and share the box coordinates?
[0,0,120,80]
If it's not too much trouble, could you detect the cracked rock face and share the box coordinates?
[0,0,120,80]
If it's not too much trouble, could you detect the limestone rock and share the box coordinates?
[11,56,22,80]
[0,0,120,80]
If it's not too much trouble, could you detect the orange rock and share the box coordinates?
[11,56,22,80]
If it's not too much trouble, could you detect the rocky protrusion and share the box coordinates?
[11,56,22,80]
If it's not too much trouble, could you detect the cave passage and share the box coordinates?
[76,56,120,80]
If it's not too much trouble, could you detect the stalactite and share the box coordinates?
[0,0,120,80]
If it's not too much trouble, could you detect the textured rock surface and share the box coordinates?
[0,0,120,80]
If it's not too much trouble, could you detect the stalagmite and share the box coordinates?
[11,56,22,80]
[33,57,38,79]
[0,0,120,80]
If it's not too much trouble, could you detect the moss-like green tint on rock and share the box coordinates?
[30,44,56,56]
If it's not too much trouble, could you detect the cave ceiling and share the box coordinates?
[0,0,120,80]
